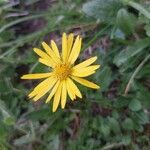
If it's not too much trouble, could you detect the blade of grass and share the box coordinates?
[128,1,150,20]
[82,25,110,51]
[122,0,150,19]
[0,13,46,33]
[124,54,150,95]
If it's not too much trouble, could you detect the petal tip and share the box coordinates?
[51,40,54,44]
[52,108,57,112]
[62,32,67,36]
[20,75,25,79]
[41,41,46,46]
[69,33,74,36]
[33,48,37,51]
[97,65,101,69]
[61,106,65,109]
[95,85,100,89]
[45,100,49,104]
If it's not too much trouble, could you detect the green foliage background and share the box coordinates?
[0,0,150,149]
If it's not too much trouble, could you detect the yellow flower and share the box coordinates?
[21,33,100,112]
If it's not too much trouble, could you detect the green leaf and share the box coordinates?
[115,96,130,108]
[134,111,149,125]
[127,1,150,20]
[0,79,10,93]
[116,8,136,35]
[138,64,150,78]
[0,100,15,125]
[0,144,8,150]
[100,123,110,137]
[13,133,34,146]
[0,123,7,142]
[144,24,150,37]
[122,118,134,130]
[121,135,131,145]
[27,108,51,121]
[135,83,150,108]
[3,117,15,126]
[96,66,112,91]
[0,0,9,4]
[138,92,150,108]
[129,99,142,111]
[82,0,122,23]
[108,117,120,133]
[113,38,150,66]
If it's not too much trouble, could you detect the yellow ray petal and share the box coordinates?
[52,82,63,112]
[72,65,100,77]
[51,40,60,58]
[73,56,97,70]
[62,33,67,62]
[66,78,76,100]
[61,80,67,109]
[71,76,100,89]
[21,73,52,79]
[72,71,95,77]
[42,42,61,63]
[32,77,57,101]
[41,42,51,56]
[67,78,82,98]
[73,65,100,72]
[46,80,60,103]
[33,48,52,61]
[38,58,54,68]
[68,36,81,64]
[67,33,74,58]
[28,76,54,98]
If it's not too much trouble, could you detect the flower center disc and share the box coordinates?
[53,64,71,80]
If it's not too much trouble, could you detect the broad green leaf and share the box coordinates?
[3,117,15,126]
[115,96,130,108]
[138,64,150,78]
[134,83,150,108]
[116,8,136,35]
[27,108,51,121]
[129,99,142,111]
[0,0,9,4]
[137,91,150,108]
[121,135,131,145]
[144,24,150,37]
[0,100,15,125]
[0,144,8,150]
[108,117,120,133]
[134,111,149,125]
[82,0,122,23]
[0,123,7,143]
[96,66,112,91]
[0,79,10,93]
[113,38,150,66]
[122,118,134,130]
[139,7,150,37]
[100,123,110,137]
[112,110,119,119]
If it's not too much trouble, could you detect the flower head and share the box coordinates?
[21,33,100,112]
